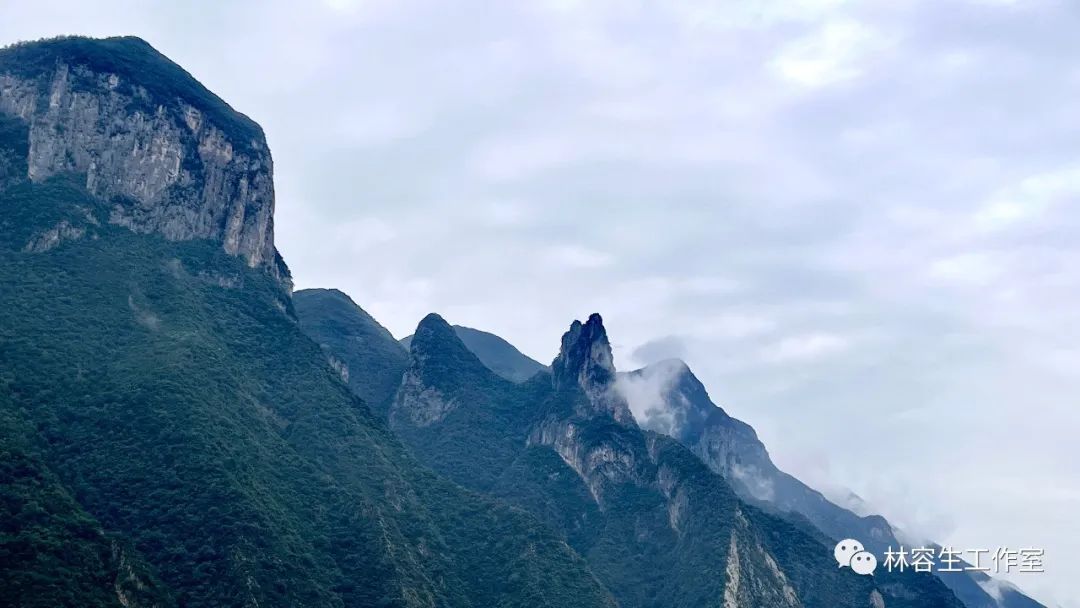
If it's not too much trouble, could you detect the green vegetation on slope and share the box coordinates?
[294,288,410,415]
[392,315,540,491]
[0,407,174,608]
[324,311,965,608]
[0,173,615,608]
[400,326,547,383]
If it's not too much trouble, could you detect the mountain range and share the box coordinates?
[0,36,612,608]
[0,35,1045,608]
[617,359,1044,608]
[293,289,972,608]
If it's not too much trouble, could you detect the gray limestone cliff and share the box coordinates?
[550,313,636,425]
[0,36,290,288]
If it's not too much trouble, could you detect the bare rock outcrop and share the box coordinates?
[0,36,290,288]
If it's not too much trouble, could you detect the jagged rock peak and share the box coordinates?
[553,313,635,425]
[0,36,290,288]
[553,313,614,389]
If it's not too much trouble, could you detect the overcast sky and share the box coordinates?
[4,1,1078,605]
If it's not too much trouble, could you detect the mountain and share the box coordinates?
[0,36,289,288]
[619,359,1045,608]
[306,303,967,607]
[294,288,409,414]
[401,325,547,383]
[389,319,1046,608]
[0,36,616,607]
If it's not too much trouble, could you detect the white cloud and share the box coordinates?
[544,244,615,269]
[974,165,1080,231]
[771,19,881,87]
[926,252,1002,286]
[615,358,688,435]
[336,105,427,145]
[479,199,536,227]
[760,331,852,363]
[696,313,777,340]
[469,134,583,181]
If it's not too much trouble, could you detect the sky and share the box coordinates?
[3,0,1078,605]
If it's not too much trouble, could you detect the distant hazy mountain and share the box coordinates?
[0,36,616,607]
[619,359,1045,608]
[306,304,966,607]
[401,324,547,383]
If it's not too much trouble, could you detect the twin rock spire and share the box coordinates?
[409,311,636,425]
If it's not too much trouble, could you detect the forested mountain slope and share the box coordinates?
[0,36,615,608]
[304,304,965,608]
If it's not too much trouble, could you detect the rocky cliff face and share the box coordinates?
[0,37,289,288]
[524,314,654,504]
[550,313,636,425]
[392,313,475,427]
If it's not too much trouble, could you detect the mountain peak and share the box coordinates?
[0,35,288,287]
[406,313,492,378]
[418,311,451,328]
[401,324,547,383]
[643,358,691,373]
[411,313,458,350]
[393,314,501,428]
[553,313,614,390]
[618,358,729,442]
[552,313,635,424]
[0,36,263,145]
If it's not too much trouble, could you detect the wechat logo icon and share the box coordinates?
[835,539,877,575]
